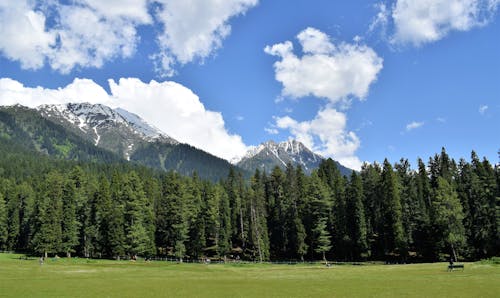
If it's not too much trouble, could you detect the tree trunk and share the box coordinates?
[67,251,71,258]
[451,243,458,262]
[240,208,245,249]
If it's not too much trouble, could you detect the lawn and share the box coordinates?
[0,253,498,297]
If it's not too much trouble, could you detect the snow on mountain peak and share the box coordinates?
[36,103,178,144]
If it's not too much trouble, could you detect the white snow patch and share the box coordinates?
[93,127,100,146]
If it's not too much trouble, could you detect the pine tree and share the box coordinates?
[16,182,35,251]
[346,171,368,260]
[317,159,347,260]
[266,166,287,259]
[185,173,206,259]
[216,183,232,260]
[108,172,126,259]
[247,170,270,261]
[395,159,419,255]
[415,158,432,260]
[360,162,383,259]
[123,172,155,257]
[431,177,465,260]
[31,171,64,258]
[313,217,332,262]
[0,192,8,250]
[6,186,20,251]
[225,167,246,255]
[380,159,407,260]
[61,177,79,257]
[160,172,189,260]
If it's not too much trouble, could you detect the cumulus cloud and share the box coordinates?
[264,27,383,104]
[153,0,258,76]
[0,1,56,69]
[0,0,258,75]
[275,108,362,171]
[0,77,248,161]
[406,121,425,131]
[370,0,500,46]
[265,28,383,170]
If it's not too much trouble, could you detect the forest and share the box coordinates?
[0,141,498,262]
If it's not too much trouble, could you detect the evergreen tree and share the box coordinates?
[380,159,407,259]
[94,176,112,257]
[395,159,419,254]
[431,177,466,260]
[216,183,232,260]
[108,172,126,259]
[305,172,331,260]
[318,159,347,260]
[360,162,383,259]
[0,192,7,250]
[185,173,206,259]
[266,166,288,259]
[346,171,368,260]
[123,172,155,257]
[16,182,35,251]
[225,167,246,255]
[61,177,79,257]
[31,171,64,257]
[313,217,332,262]
[160,172,188,260]
[415,158,432,260]
[247,170,270,261]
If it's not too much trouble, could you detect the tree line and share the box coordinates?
[0,147,498,262]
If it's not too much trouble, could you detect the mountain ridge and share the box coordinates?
[1,102,352,178]
[235,139,353,176]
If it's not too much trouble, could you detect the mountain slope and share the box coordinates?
[0,105,122,164]
[37,103,177,160]
[236,140,352,176]
[34,103,237,181]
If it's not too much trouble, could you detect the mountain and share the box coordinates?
[0,104,121,164]
[37,103,177,161]
[0,103,238,181]
[234,140,353,176]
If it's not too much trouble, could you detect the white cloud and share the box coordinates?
[479,104,489,114]
[153,0,258,76]
[369,3,390,35]
[265,28,383,170]
[264,27,383,104]
[0,77,248,161]
[264,127,279,135]
[275,107,362,170]
[378,0,500,46]
[0,0,56,69]
[406,121,425,131]
[0,0,258,75]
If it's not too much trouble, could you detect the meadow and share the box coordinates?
[0,253,498,297]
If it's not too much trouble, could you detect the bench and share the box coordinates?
[448,264,464,271]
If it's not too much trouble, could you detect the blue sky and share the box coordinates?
[0,0,498,169]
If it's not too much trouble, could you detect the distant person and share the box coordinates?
[39,257,44,265]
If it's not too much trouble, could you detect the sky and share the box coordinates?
[0,0,499,170]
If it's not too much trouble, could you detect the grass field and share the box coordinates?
[0,253,498,297]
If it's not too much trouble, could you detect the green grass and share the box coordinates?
[0,253,498,297]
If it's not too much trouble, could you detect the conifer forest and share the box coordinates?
[0,142,498,263]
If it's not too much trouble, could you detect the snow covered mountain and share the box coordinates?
[37,103,177,160]
[235,140,323,174]
[235,140,353,176]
